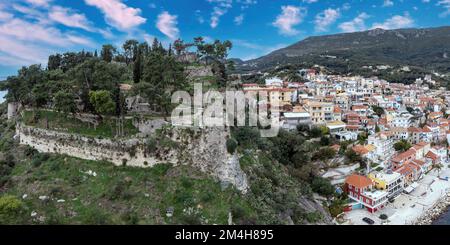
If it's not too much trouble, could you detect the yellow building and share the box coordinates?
[305,101,334,125]
[268,88,294,107]
[368,171,404,198]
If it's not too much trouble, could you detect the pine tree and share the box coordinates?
[133,47,142,83]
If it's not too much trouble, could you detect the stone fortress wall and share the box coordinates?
[16,122,249,193]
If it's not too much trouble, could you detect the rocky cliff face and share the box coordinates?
[187,127,249,193]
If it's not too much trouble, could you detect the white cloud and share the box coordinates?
[195,10,205,24]
[0,18,94,47]
[12,4,50,24]
[342,3,351,11]
[234,14,244,25]
[207,0,233,28]
[49,6,94,32]
[273,5,307,36]
[206,0,256,28]
[156,11,179,40]
[314,8,340,32]
[0,9,13,21]
[382,0,394,7]
[84,0,146,30]
[25,0,53,7]
[338,12,370,32]
[0,1,99,67]
[437,0,450,17]
[372,13,414,29]
[303,0,318,3]
[0,35,50,65]
[0,16,95,66]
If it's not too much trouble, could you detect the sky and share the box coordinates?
[0,0,449,82]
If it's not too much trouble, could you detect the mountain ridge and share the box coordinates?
[237,26,450,76]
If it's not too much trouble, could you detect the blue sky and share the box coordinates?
[0,0,449,80]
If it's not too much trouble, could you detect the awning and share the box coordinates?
[404,183,419,194]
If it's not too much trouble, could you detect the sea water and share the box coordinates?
[432,207,450,225]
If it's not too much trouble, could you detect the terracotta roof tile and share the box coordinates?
[345,174,373,189]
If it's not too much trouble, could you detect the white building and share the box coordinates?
[369,171,404,199]
[391,113,413,128]
[368,133,395,167]
[282,112,311,130]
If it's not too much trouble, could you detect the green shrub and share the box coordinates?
[233,127,260,148]
[152,164,171,176]
[312,147,336,161]
[320,136,330,146]
[174,190,194,206]
[0,195,23,223]
[128,146,137,158]
[147,137,158,153]
[329,203,344,218]
[309,127,323,138]
[200,190,214,203]
[305,211,323,223]
[69,175,83,186]
[179,213,202,225]
[24,146,38,157]
[81,209,111,225]
[231,204,247,219]
[345,149,362,163]
[311,177,335,197]
[181,177,193,189]
[226,138,238,154]
[106,180,133,201]
[31,158,43,168]
[121,211,139,225]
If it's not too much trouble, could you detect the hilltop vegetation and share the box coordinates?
[0,37,234,120]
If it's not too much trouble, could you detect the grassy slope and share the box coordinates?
[1,151,254,225]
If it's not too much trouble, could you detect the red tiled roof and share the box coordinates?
[395,165,413,175]
[411,159,425,166]
[425,151,439,161]
[330,144,341,152]
[407,161,422,171]
[352,145,369,155]
[408,127,422,133]
[352,105,368,110]
[392,148,416,162]
[345,174,373,189]
[334,106,342,113]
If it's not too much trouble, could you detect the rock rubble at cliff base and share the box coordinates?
[415,193,450,225]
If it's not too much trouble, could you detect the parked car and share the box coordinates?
[362,217,375,225]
